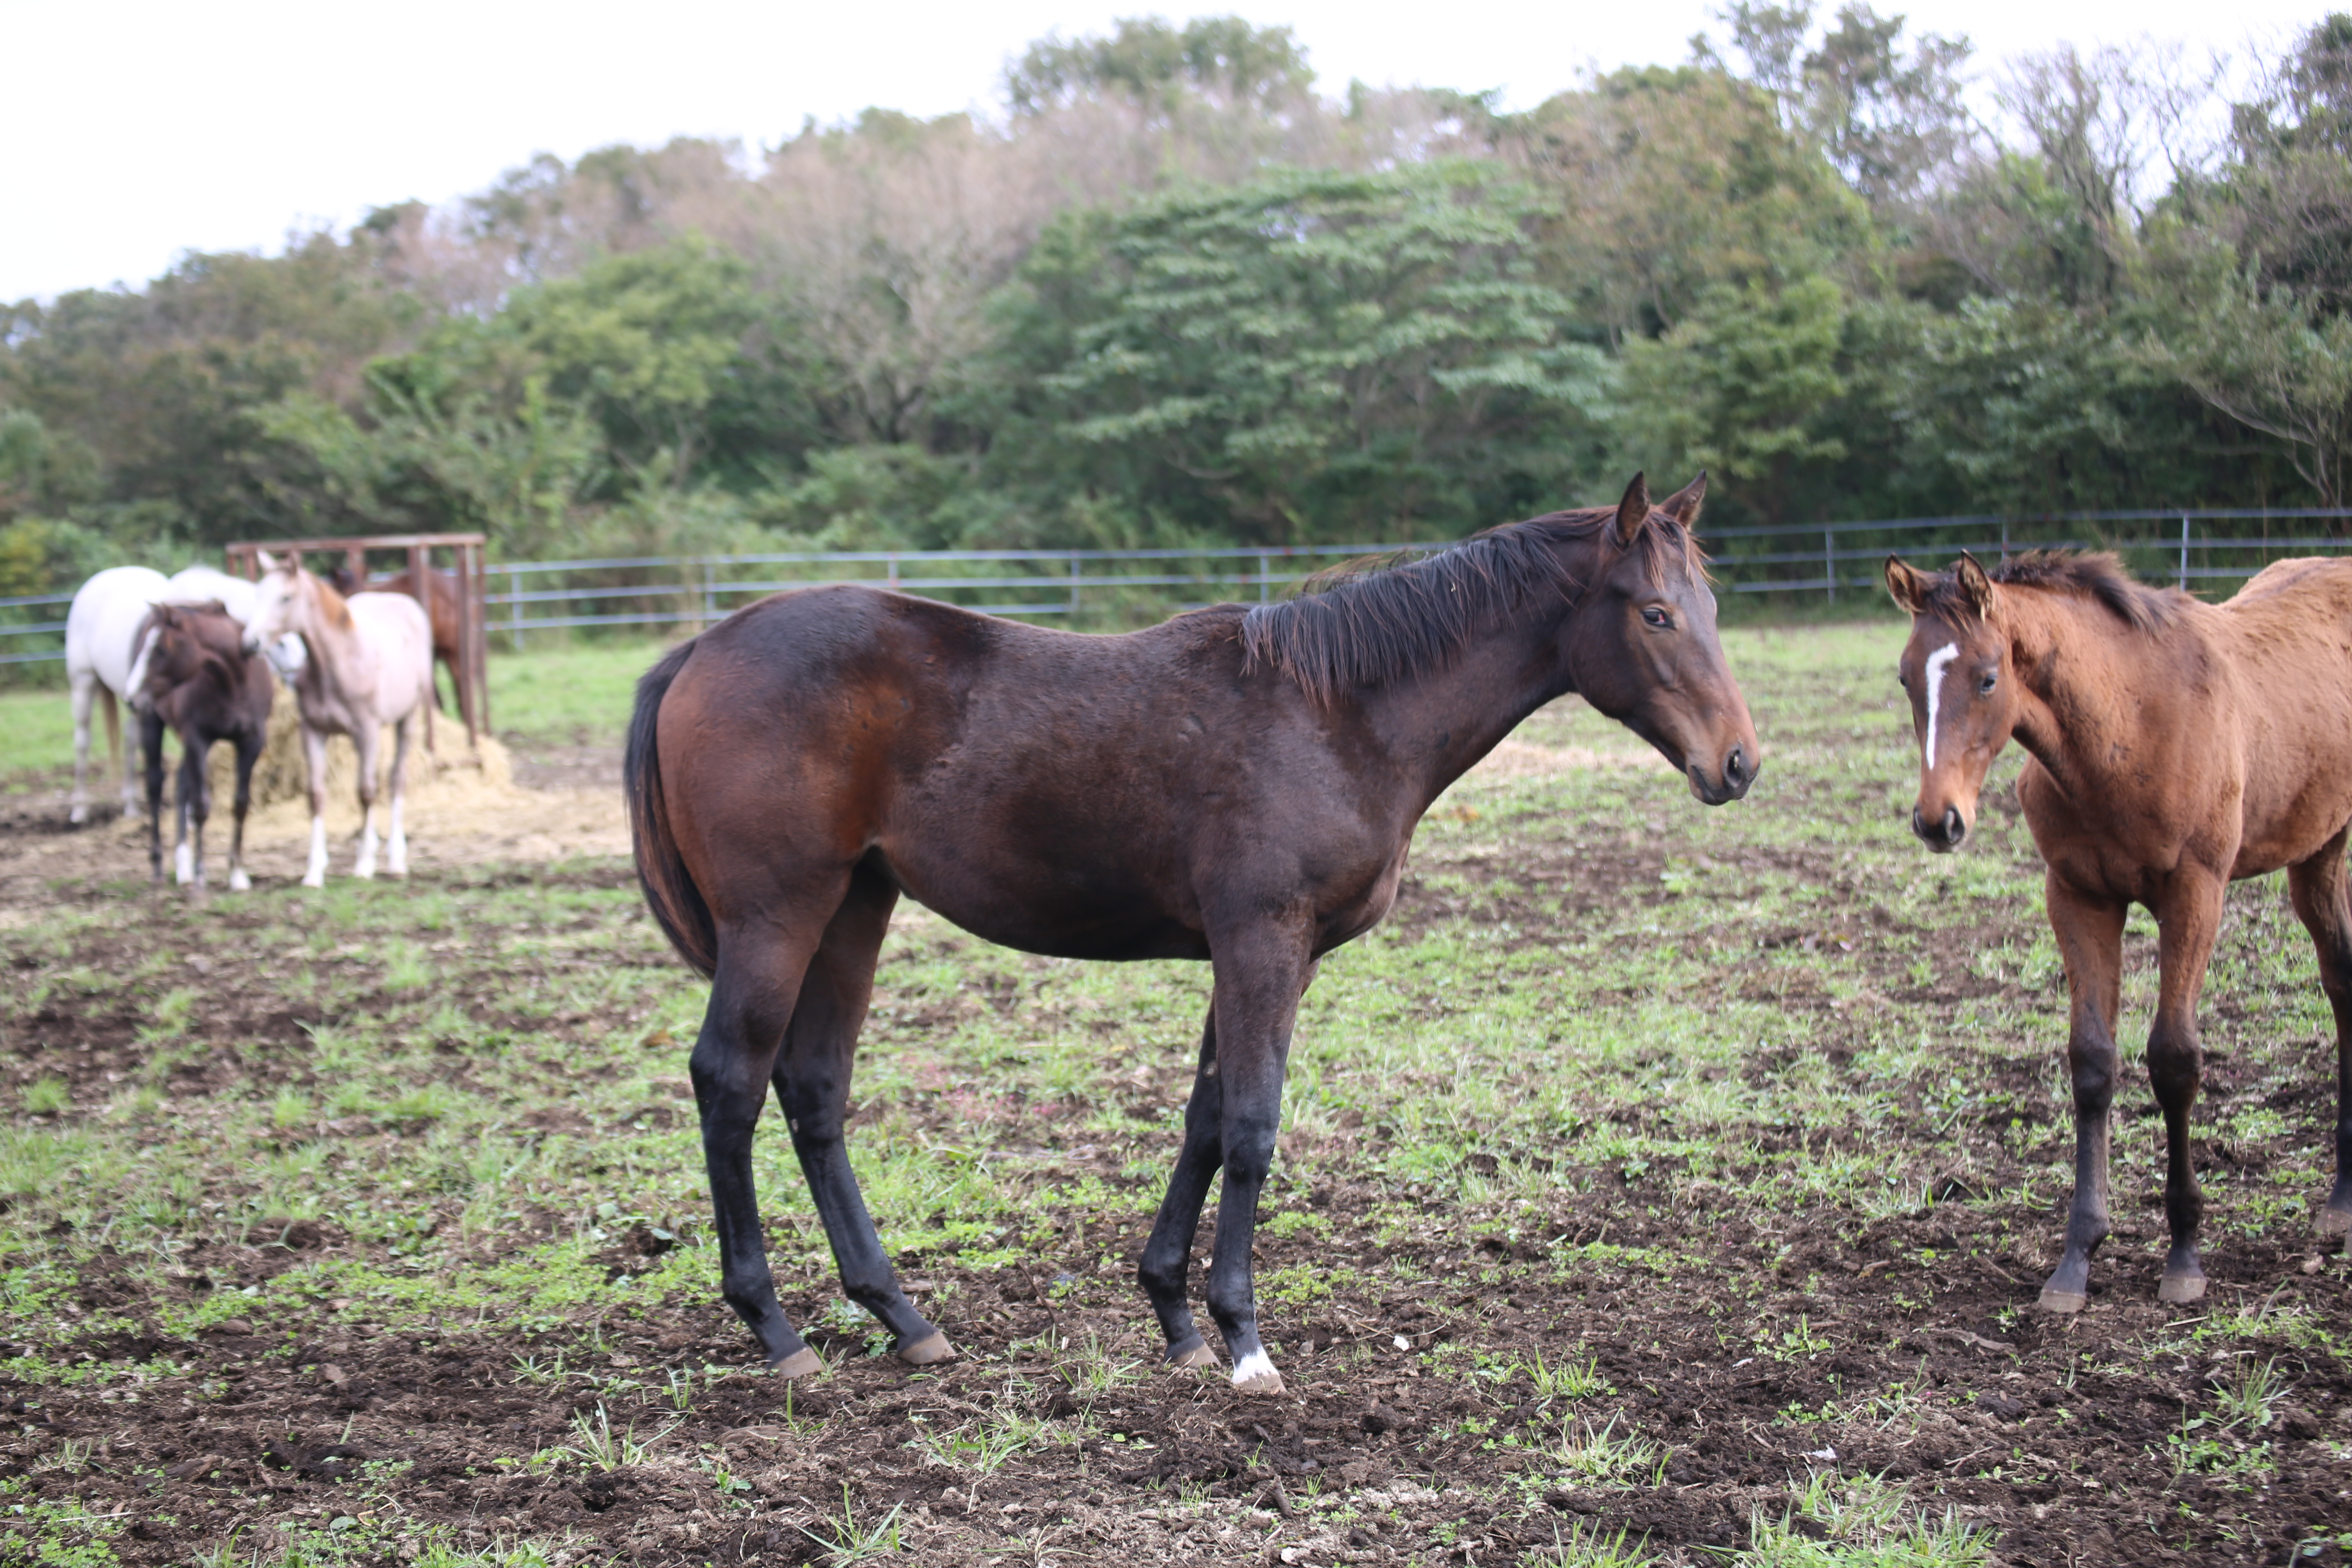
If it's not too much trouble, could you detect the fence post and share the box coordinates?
[1068,550,1080,619]
[510,564,525,652]
[1824,529,1834,605]
[2180,514,2190,592]
[1258,553,1270,604]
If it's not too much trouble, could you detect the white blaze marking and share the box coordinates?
[1231,1350,1277,1387]
[1922,643,1959,769]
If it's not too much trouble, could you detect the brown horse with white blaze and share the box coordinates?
[1886,549,2352,1312]
[628,475,1759,1391]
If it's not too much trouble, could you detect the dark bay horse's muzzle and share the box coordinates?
[1912,804,1967,852]
[1687,743,1757,806]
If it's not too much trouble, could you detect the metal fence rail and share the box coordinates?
[12,508,2352,666]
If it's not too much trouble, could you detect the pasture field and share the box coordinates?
[0,624,2347,1567]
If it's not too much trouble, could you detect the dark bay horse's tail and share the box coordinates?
[626,639,719,978]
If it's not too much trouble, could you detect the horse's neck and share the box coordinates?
[2005,592,2172,791]
[300,595,378,709]
[1361,604,1572,807]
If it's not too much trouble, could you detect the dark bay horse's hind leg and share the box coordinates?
[772,861,951,1366]
[2148,871,2225,1304]
[179,737,212,890]
[692,906,833,1375]
[227,734,260,892]
[2040,877,2125,1314]
[1139,1007,1226,1371]
[2287,833,2352,1234]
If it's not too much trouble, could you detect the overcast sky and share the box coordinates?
[0,0,2327,303]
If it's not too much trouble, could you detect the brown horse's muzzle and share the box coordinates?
[1912,801,1969,852]
[1688,739,1757,805]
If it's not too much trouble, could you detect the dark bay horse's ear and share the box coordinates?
[1954,552,1999,622]
[1655,471,1706,529]
[1613,472,1652,548]
[1884,556,1930,615]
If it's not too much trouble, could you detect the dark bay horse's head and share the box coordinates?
[1566,473,1760,805]
[1884,553,2014,852]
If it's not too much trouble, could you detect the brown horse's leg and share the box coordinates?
[2286,835,2352,1234]
[1198,929,1314,1396]
[2041,877,2125,1314]
[1139,1004,1226,1371]
[227,732,259,892]
[2149,871,2225,1304]
[771,861,950,1367]
[140,710,167,884]
[180,736,210,891]
[693,905,834,1375]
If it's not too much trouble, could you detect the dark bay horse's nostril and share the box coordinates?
[1724,745,1748,790]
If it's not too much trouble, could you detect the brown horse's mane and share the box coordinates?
[151,603,248,694]
[1239,508,1704,706]
[1925,550,2187,633]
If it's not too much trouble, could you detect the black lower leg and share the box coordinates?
[2045,1027,2115,1308]
[690,1010,811,1368]
[1139,1011,1223,1362]
[2149,1022,2206,1297]
[141,713,166,882]
[786,1127,940,1352]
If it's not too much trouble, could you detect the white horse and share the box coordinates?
[243,552,437,886]
[65,566,169,823]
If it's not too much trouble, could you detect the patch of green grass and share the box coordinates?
[488,635,673,747]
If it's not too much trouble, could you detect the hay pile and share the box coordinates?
[190,688,630,862]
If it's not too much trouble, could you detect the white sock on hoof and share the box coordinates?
[1231,1350,1278,1387]
[354,823,379,880]
[303,817,328,888]
[387,800,407,875]
[228,868,251,892]
[174,842,194,885]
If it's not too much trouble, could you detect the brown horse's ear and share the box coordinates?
[1612,472,1652,548]
[1655,471,1706,528]
[1955,552,1999,622]
[1884,556,1930,615]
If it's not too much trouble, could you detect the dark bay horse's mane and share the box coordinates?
[1927,550,2187,634]
[1238,508,1704,706]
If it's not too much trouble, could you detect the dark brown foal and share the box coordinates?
[1888,550,2352,1312]
[629,475,1761,1391]
[136,602,275,892]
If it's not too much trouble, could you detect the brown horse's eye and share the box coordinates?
[1641,607,1673,629]
[1978,672,1998,694]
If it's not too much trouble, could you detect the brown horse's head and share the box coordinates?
[1885,553,2015,852]
[1565,473,1760,804]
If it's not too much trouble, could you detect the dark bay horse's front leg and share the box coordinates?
[2149,871,2226,1304]
[1140,1007,1225,1371]
[178,736,212,890]
[139,711,168,884]
[692,921,826,1376]
[2041,877,2125,1314]
[1199,929,1314,1394]
[226,733,260,892]
[2288,833,2352,1234]
[772,863,951,1367]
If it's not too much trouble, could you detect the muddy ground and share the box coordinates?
[2,693,2350,1567]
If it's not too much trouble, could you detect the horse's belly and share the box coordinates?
[882,855,1209,962]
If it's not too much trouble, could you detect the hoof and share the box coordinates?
[2158,1274,2206,1305]
[228,870,251,893]
[301,874,325,889]
[1230,1350,1284,1396]
[1167,1338,1219,1372]
[2037,1288,2087,1315]
[771,1347,824,1380]
[2317,1204,2352,1238]
[898,1330,956,1366]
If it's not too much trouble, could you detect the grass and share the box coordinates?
[0,619,2345,1566]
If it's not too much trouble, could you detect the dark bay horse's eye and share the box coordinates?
[1641,606,1673,629]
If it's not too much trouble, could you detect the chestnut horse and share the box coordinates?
[136,603,273,891]
[1886,549,2352,1312]
[628,475,1761,1390]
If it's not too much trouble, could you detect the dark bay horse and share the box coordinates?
[628,474,1760,1392]
[1887,550,2352,1312]
[136,602,274,892]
